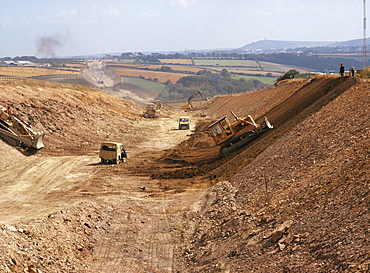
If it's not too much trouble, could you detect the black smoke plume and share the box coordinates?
[36,36,61,58]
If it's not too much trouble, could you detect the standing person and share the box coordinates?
[5,106,12,115]
[5,106,12,121]
[339,63,345,77]
[351,67,355,77]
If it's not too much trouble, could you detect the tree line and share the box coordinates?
[156,69,266,102]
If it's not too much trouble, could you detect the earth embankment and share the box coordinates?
[174,77,369,272]
[0,75,368,272]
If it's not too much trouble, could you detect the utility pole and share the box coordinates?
[364,0,367,68]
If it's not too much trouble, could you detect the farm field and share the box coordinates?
[108,63,204,73]
[0,67,79,78]
[259,61,313,73]
[231,74,277,85]
[122,77,165,94]
[193,59,259,67]
[158,59,193,65]
[109,66,190,83]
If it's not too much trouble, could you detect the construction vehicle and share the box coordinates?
[178,116,191,130]
[99,142,127,164]
[0,106,44,149]
[181,90,208,110]
[143,101,161,118]
[208,111,273,156]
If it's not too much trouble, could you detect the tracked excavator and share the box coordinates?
[181,90,208,110]
[0,107,44,149]
[208,111,273,156]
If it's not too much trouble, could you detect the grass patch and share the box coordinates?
[231,74,277,86]
[122,77,165,94]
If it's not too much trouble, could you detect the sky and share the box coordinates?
[0,0,366,58]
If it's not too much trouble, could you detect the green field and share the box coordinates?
[231,74,277,86]
[193,59,259,67]
[122,77,165,94]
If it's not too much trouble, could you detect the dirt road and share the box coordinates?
[81,60,155,104]
[0,112,204,272]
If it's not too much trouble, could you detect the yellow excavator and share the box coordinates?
[0,106,44,149]
[208,111,273,156]
[181,90,208,110]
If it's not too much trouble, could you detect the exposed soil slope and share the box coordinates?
[175,78,369,272]
[0,76,368,272]
[155,77,359,182]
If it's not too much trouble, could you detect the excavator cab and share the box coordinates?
[181,90,208,110]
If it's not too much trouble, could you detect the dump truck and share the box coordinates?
[208,111,273,156]
[181,90,208,110]
[178,116,191,130]
[143,102,161,118]
[0,106,44,149]
[99,142,127,164]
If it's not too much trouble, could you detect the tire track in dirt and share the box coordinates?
[0,156,96,223]
[90,196,179,272]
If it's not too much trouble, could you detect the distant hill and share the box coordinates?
[239,38,370,51]
[239,40,332,51]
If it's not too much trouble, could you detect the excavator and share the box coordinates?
[181,90,208,110]
[208,111,273,156]
[0,106,44,150]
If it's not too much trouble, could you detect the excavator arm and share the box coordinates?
[182,90,208,109]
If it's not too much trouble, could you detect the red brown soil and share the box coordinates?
[0,75,368,272]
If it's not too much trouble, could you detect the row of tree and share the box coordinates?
[156,70,266,102]
[118,52,364,72]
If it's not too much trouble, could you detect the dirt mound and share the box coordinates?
[174,78,369,272]
[0,80,143,156]
[152,77,359,182]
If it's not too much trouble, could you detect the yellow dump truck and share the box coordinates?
[99,142,127,164]
[178,116,191,130]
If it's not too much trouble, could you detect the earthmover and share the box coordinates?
[178,116,191,130]
[99,142,127,164]
[181,90,208,110]
[208,111,273,156]
[0,106,44,149]
[143,101,161,118]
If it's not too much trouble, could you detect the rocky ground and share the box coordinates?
[0,74,368,272]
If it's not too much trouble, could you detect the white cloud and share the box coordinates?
[105,5,120,17]
[60,9,78,21]
[171,0,197,8]
[139,12,161,19]
[0,15,13,28]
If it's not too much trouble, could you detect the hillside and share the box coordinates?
[173,77,369,272]
[0,76,368,272]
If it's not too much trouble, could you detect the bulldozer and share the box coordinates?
[0,106,44,149]
[208,111,273,156]
[143,101,161,118]
[181,90,208,110]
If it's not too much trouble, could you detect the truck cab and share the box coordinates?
[178,116,190,130]
[99,142,127,164]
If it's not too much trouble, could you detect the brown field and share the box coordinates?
[0,67,79,77]
[109,66,193,83]
[64,63,87,69]
[108,63,203,73]
[158,59,193,65]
